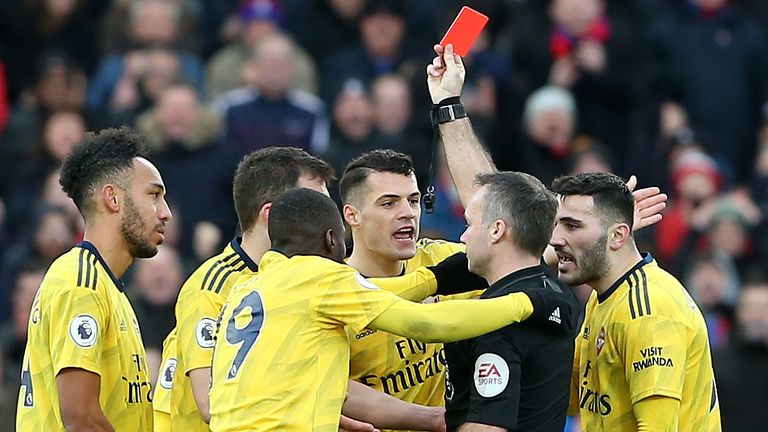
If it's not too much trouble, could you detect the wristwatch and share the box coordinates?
[430,103,467,126]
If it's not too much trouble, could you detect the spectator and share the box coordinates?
[713,278,768,432]
[516,85,580,185]
[218,32,329,156]
[100,0,201,55]
[1,52,87,174]
[0,0,97,101]
[286,0,363,67]
[130,246,184,385]
[648,0,768,184]
[321,0,420,104]
[0,205,79,322]
[369,74,430,184]
[655,147,723,269]
[3,111,85,243]
[86,0,205,115]
[0,264,46,385]
[685,251,738,348]
[137,83,236,258]
[511,0,640,175]
[320,80,375,182]
[206,0,318,98]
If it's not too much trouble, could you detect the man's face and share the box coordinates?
[737,286,768,344]
[121,158,172,259]
[351,171,420,261]
[550,195,610,286]
[460,187,492,277]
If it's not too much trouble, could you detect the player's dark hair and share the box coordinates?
[59,127,149,218]
[233,147,335,232]
[268,188,344,257]
[339,149,415,205]
[550,172,634,230]
[474,172,558,257]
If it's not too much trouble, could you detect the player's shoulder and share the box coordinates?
[412,238,465,266]
[43,244,106,293]
[616,256,691,321]
[182,241,256,295]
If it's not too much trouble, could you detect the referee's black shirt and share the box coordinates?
[443,264,581,431]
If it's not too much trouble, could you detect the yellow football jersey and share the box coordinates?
[209,251,421,432]
[571,254,721,432]
[17,242,153,431]
[153,330,176,432]
[347,238,464,426]
[171,237,259,432]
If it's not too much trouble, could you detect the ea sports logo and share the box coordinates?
[69,315,98,348]
[473,353,509,397]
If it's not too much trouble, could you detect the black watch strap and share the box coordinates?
[430,103,467,126]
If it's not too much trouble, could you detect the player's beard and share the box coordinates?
[570,230,610,286]
[121,195,159,259]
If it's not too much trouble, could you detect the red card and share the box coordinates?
[439,6,489,57]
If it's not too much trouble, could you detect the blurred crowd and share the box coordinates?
[1,0,767,430]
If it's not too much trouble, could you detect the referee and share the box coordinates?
[443,172,581,431]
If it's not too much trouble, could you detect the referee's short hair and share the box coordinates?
[59,127,149,219]
[550,172,634,231]
[474,171,558,257]
[233,147,335,233]
[268,188,344,253]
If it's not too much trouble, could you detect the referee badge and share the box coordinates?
[69,315,98,348]
[474,353,509,397]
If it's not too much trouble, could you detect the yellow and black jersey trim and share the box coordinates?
[77,248,99,290]
[628,268,651,319]
[201,253,246,293]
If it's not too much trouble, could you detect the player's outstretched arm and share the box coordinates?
[57,368,114,432]
[369,284,573,343]
[633,395,680,431]
[427,43,496,207]
[343,381,445,432]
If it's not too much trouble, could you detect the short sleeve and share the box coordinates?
[177,288,225,374]
[48,287,109,377]
[619,313,687,403]
[311,269,401,333]
[465,331,525,430]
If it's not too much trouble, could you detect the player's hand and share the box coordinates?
[626,175,668,231]
[427,44,466,104]
[426,252,488,296]
[339,414,380,432]
[522,286,578,334]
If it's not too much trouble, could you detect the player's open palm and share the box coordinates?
[427,44,466,104]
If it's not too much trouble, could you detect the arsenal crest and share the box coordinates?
[596,327,606,355]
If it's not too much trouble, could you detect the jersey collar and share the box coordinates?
[598,252,654,303]
[230,236,259,272]
[484,265,546,297]
[76,241,126,291]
